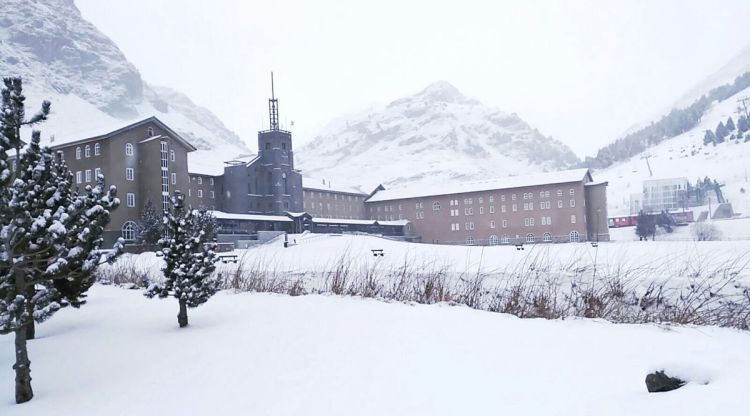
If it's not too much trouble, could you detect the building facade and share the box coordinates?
[641,177,689,213]
[364,169,609,245]
[302,179,368,219]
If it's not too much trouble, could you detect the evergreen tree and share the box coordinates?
[656,211,676,233]
[145,192,219,328]
[193,209,218,242]
[139,199,162,246]
[738,115,749,133]
[726,116,736,131]
[0,77,121,404]
[703,129,716,145]
[715,121,728,142]
[635,211,656,241]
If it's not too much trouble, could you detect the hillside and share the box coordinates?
[296,81,579,191]
[0,0,249,160]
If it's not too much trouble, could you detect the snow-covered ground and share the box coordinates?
[609,217,750,241]
[1,285,748,415]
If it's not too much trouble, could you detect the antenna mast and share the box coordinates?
[268,72,279,131]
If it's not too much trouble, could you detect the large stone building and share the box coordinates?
[40,78,608,247]
[364,169,609,245]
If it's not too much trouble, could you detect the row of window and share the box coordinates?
[303,201,360,212]
[187,189,214,199]
[75,168,101,184]
[465,231,581,245]
[75,143,101,159]
[450,215,576,231]
[304,191,365,202]
[378,194,578,215]
[191,176,215,186]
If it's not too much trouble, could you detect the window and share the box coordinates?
[210,191,215,199]
[501,235,509,244]
[76,171,82,184]
[489,235,499,245]
[127,193,135,207]
[170,150,175,162]
[569,230,581,242]
[489,206,495,214]
[197,177,202,185]
[512,204,517,212]
[479,207,484,215]
[94,143,101,156]
[147,127,155,136]
[75,147,81,159]
[464,207,473,216]
[571,215,577,224]
[210,178,215,186]
[450,209,459,217]
[489,196,494,203]
[126,168,134,181]
[466,236,475,245]
[530,218,535,226]
[570,199,576,208]
[85,169,92,182]
[543,232,552,242]
[570,188,575,195]
[524,218,530,226]
[451,223,460,231]
[501,195,506,202]
[540,191,545,198]
[557,189,563,197]
[433,201,440,211]
[94,168,101,180]
[526,233,535,243]
[490,220,496,229]
[416,211,425,219]
[121,221,137,241]
[558,200,563,208]
[502,220,508,228]
[125,143,134,156]
[160,142,168,169]
[171,173,176,185]
[85,145,91,158]
[478,197,483,204]
[501,205,506,213]
[198,190,203,198]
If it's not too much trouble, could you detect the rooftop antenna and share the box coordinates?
[268,72,279,131]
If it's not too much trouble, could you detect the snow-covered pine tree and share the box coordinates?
[715,121,728,142]
[139,198,162,246]
[726,116,736,131]
[0,77,121,404]
[703,129,716,145]
[192,209,218,242]
[738,115,749,133]
[145,191,219,328]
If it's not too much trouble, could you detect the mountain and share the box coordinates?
[296,81,579,191]
[0,0,250,160]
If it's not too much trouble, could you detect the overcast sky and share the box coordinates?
[75,0,750,157]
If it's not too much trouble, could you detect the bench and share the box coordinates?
[219,254,239,264]
[514,244,524,251]
[371,249,384,257]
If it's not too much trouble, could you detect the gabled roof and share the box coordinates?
[50,116,198,152]
[366,168,593,203]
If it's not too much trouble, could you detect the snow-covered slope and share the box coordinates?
[0,0,249,158]
[597,85,750,216]
[296,81,579,191]
[1,285,748,415]
[675,44,750,108]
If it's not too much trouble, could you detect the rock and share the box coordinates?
[645,370,686,393]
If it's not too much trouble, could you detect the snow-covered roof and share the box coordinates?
[187,151,226,176]
[366,168,592,202]
[313,218,376,225]
[378,219,411,226]
[303,177,366,195]
[585,180,609,187]
[207,211,292,222]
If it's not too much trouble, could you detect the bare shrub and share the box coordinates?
[692,222,721,241]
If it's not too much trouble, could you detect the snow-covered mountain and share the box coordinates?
[296,81,579,191]
[0,0,249,160]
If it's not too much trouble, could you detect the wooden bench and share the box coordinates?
[514,244,524,251]
[219,254,239,264]
[371,249,384,257]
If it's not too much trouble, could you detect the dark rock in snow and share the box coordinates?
[645,370,686,393]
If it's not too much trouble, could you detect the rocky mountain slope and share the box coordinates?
[0,0,249,158]
[296,81,579,191]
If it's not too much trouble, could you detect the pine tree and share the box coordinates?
[738,115,749,133]
[139,199,162,246]
[703,129,716,145]
[0,77,121,403]
[145,191,219,328]
[715,121,728,142]
[193,209,218,242]
[726,116,736,131]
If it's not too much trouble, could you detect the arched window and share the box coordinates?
[75,146,81,159]
[94,143,101,156]
[125,143,134,156]
[147,127,154,136]
[122,221,137,241]
[433,201,441,211]
[489,235,499,245]
[501,235,509,244]
[84,145,91,158]
[543,232,552,242]
[526,233,535,243]
[569,230,580,242]
[466,236,475,245]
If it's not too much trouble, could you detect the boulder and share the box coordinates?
[645,370,686,393]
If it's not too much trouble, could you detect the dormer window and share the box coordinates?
[147,127,154,136]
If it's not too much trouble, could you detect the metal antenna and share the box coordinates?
[268,71,279,131]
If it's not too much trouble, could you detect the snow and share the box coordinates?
[302,177,367,195]
[207,210,292,222]
[1,284,749,415]
[367,168,590,202]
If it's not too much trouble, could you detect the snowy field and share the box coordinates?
[1,285,749,415]
[609,217,750,241]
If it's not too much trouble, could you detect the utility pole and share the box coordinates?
[738,96,750,118]
[640,154,653,177]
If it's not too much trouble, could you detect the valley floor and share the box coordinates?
[1,285,749,415]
